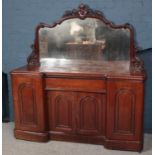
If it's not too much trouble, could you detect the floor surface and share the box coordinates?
[2,122,152,155]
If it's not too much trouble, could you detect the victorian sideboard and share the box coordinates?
[11,4,145,152]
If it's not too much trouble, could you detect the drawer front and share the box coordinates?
[45,78,106,92]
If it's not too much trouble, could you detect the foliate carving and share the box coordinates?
[27,44,40,66]
[62,3,103,19]
[130,57,144,74]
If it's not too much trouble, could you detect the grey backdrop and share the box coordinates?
[3,0,152,132]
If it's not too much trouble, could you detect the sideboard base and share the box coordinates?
[14,129,49,142]
[104,139,143,152]
[49,131,104,145]
[14,129,143,152]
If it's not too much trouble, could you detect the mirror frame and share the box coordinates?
[27,4,144,74]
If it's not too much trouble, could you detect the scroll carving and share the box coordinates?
[27,44,40,66]
[62,3,103,19]
[130,57,144,74]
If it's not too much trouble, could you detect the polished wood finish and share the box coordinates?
[11,73,47,132]
[11,4,145,152]
[45,78,106,92]
[11,68,145,151]
[107,80,144,141]
[48,91,75,133]
[76,92,104,136]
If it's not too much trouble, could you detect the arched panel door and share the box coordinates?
[76,92,105,135]
[11,74,46,132]
[48,91,75,133]
[106,80,144,141]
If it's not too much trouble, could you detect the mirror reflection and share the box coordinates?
[39,18,130,65]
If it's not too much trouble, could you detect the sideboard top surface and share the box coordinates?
[11,59,145,80]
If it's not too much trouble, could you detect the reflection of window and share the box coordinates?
[70,20,97,43]
[70,22,83,35]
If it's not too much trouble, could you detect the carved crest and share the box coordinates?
[62,3,103,19]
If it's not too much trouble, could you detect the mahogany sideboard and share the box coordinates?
[11,4,145,152]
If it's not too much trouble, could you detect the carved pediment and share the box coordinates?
[62,4,103,19]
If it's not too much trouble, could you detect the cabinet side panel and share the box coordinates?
[114,89,135,133]
[18,82,37,126]
[106,80,144,141]
[11,74,47,132]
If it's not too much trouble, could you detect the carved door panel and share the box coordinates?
[76,92,104,135]
[48,91,75,133]
[11,74,46,132]
[106,81,144,141]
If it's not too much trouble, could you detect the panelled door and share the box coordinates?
[106,80,144,141]
[48,91,105,135]
[76,92,104,135]
[11,74,46,132]
[48,91,75,133]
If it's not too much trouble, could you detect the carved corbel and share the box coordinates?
[130,57,144,74]
[27,44,40,66]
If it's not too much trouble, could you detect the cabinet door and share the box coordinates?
[48,91,75,133]
[11,74,46,132]
[106,80,144,141]
[76,92,105,135]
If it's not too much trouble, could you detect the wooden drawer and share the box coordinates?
[45,78,106,93]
